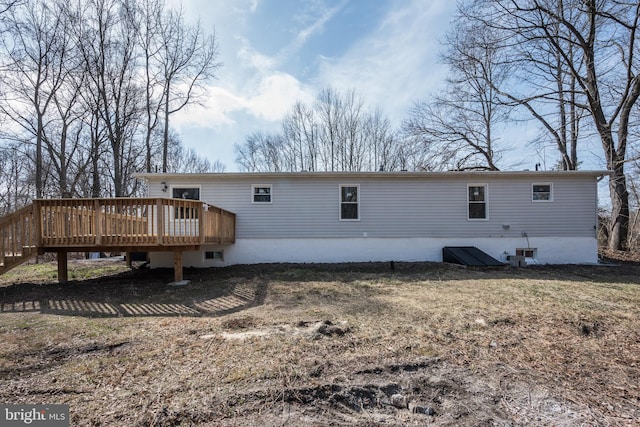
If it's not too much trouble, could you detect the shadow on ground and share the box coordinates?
[2,258,639,319]
[0,267,268,318]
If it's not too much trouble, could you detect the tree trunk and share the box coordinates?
[35,112,44,198]
[162,81,170,173]
[608,162,629,251]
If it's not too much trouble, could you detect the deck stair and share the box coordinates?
[0,205,38,275]
[0,198,236,281]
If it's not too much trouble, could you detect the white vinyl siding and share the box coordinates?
[146,174,598,240]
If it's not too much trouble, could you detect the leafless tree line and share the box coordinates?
[0,0,222,215]
[235,88,431,172]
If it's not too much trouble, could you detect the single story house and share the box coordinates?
[135,171,607,267]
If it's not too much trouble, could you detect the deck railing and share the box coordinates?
[34,198,235,249]
[1,198,235,280]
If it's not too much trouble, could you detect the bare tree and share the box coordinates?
[165,130,226,173]
[404,15,514,171]
[281,101,318,171]
[0,0,225,212]
[468,0,640,250]
[235,131,286,172]
[43,71,89,198]
[156,6,220,173]
[336,89,365,171]
[0,0,71,197]
[76,0,143,197]
[314,87,342,171]
[235,88,406,172]
[137,0,164,173]
[456,0,588,171]
[0,143,33,214]
[364,108,398,171]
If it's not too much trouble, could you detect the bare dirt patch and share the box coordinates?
[1,258,639,425]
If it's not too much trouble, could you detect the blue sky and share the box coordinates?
[167,0,457,171]
[167,0,606,173]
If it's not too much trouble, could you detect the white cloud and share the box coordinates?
[246,73,314,120]
[236,36,277,70]
[316,0,455,123]
[171,86,244,129]
[172,72,314,130]
[171,0,457,170]
[232,0,259,14]
[174,1,330,131]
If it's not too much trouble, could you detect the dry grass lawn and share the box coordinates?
[0,258,639,426]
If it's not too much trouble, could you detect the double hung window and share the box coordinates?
[252,185,272,203]
[340,185,359,220]
[468,184,487,220]
[532,183,552,202]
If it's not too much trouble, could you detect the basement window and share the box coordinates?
[532,183,553,202]
[252,185,272,203]
[205,251,223,260]
[516,248,537,258]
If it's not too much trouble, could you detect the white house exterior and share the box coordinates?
[136,171,607,267]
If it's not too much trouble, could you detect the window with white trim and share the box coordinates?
[172,187,200,219]
[252,185,272,203]
[340,185,359,220]
[532,183,553,202]
[468,184,487,220]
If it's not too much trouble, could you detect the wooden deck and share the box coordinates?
[0,198,236,282]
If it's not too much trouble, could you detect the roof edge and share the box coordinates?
[135,170,611,180]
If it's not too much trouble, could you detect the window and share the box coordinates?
[205,251,223,260]
[172,187,200,219]
[516,248,536,258]
[468,184,487,220]
[252,185,272,203]
[340,185,359,220]
[532,183,553,202]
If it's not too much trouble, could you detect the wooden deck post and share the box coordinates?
[157,199,164,245]
[173,251,183,282]
[218,211,225,244]
[200,204,206,244]
[57,251,68,283]
[33,201,42,251]
[94,199,102,246]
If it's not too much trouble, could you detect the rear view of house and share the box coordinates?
[136,171,606,267]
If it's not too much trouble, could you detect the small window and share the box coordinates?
[516,248,536,258]
[468,184,487,220]
[532,183,552,202]
[252,185,272,203]
[340,185,359,220]
[205,251,223,260]
[172,187,200,219]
